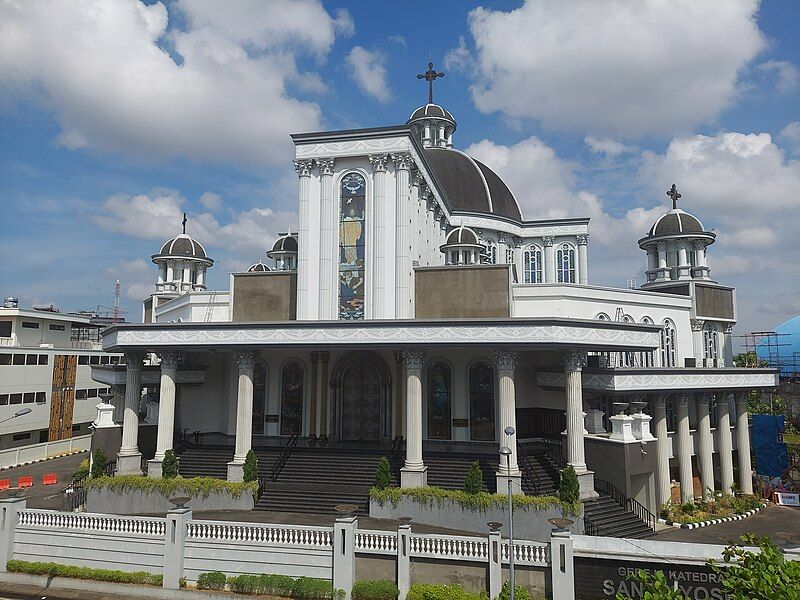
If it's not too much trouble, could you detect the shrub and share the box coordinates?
[352,580,400,600]
[85,475,257,500]
[197,571,227,590]
[375,457,392,490]
[292,576,336,599]
[406,584,488,600]
[497,581,532,600]
[243,449,259,483]
[558,465,580,516]
[90,448,107,478]
[162,449,179,479]
[6,560,161,586]
[72,458,90,480]
[369,486,571,514]
[463,461,483,494]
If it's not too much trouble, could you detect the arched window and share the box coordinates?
[703,323,718,364]
[253,361,268,435]
[426,362,451,440]
[523,246,543,283]
[661,320,677,367]
[596,313,611,321]
[469,362,495,441]
[556,243,576,283]
[619,315,634,367]
[505,245,514,265]
[280,361,304,435]
[484,240,498,264]
[339,173,366,319]
[640,317,655,367]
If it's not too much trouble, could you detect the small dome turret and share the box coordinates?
[267,231,298,271]
[407,61,456,149]
[248,261,271,272]
[440,225,483,265]
[151,213,213,294]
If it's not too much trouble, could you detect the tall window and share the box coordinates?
[280,361,304,435]
[253,361,268,435]
[523,246,543,283]
[339,173,366,319]
[485,241,498,264]
[469,362,495,441]
[556,243,576,283]
[426,362,451,440]
[703,323,718,364]
[640,317,655,367]
[504,245,514,265]
[661,320,677,367]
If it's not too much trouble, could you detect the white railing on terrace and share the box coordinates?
[70,341,102,350]
[0,337,16,347]
[187,520,333,547]
[503,541,549,565]
[409,533,489,562]
[19,509,166,537]
[0,434,91,470]
[354,530,397,553]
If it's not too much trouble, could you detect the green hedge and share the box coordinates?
[406,584,488,600]
[197,571,227,590]
[203,572,343,599]
[352,580,400,600]
[6,560,162,586]
[369,486,579,515]
[86,475,258,500]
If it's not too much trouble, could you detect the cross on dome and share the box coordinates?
[667,184,682,210]
[182,212,188,234]
[417,60,445,104]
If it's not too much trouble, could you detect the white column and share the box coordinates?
[691,319,705,365]
[735,391,753,494]
[401,350,426,488]
[393,153,413,319]
[563,351,596,498]
[576,234,589,285]
[495,349,521,494]
[656,241,669,281]
[317,158,336,320]
[369,155,389,319]
[652,396,672,507]
[228,351,258,482]
[543,237,555,283]
[646,247,657,271]
[677,242,691,280]
[696,393,714,500]
[675,394,694,502]
[717,392,735,494]
[117,351,145,475]
[148,351,180,478]
[294,159,314,320]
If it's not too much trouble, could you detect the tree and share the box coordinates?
[243,449,258,483]
[463,461,484,494]
[90,448,107,478]
[558,465,580,516]
[162,449,179,479]
[375,457,392,489]
[615,570,684,600]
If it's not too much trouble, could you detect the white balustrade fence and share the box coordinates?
[409,533,491,562]
[0,434,90,470]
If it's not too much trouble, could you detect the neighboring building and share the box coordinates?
[0,299,120,449]
[94,69,777,517]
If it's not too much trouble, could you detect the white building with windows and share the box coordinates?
[93,74,777,519]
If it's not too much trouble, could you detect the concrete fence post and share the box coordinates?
[488,529,502,599]
[550,530,574,600]
[163,507,191,589]
[0,499,26,571]
[397,524,411,600]
[333,516,357,599]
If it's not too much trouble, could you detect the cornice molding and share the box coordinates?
[537,370,778,392]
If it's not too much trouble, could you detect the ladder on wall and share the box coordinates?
[203,292,216,322]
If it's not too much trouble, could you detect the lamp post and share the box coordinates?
[500,425,516,600]
[0,408,32,425]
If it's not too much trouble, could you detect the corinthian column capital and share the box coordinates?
[391,152,414,171]
[495,349,518,372]
[402,349,425,371]
[157,351,181,372]
[293,159,314,178]
[368,154,389,172]
[124,350,146,367]
[234,350,260,371]
[561,351,586,373]
[316,157,335,176]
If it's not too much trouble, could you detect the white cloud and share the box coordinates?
[444,36,473,73]
[388,35,407,48]
[758,60,800,93]
[584,136,636,157]
[198,191,222,211]
[0,0,351,165]
[104,259,153,301]
[346,46,390,103]
[779,121,800,156]
[451,0,766,137]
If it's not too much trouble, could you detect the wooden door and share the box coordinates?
[340,362,381,443]
[49,355,77,441]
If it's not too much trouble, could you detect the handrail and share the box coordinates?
[257,475,269,500]
[543,437,566,469]
[388,436,403,476]
[174,429,201,453]
[518,454,541,496]
[625,497,657,531]
[269,433,298,482]
[589,478,657,534]
[594,478,626,508]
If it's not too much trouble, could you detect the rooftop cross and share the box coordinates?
[667,184,682,209]
[417,60,445,104]
[182,212,187,234]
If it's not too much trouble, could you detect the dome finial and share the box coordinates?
[182,212,187,234]
[667,184,681,210]
[417,59,445,104]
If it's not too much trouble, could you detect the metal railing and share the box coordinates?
[543,437,566,469]
[174,429,200,453]
[589,478,657,534]
[388,436,404,477]
[269,433,298,482]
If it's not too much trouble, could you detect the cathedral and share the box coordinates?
[92,64,777,516]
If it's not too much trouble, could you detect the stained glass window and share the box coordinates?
[556,243,576,283]
[523,246,542,283]
[339,173,366,319]
[253,361,267,435]
[703,323,718,363]
[469,362,495,441]
[426,362,451,440]
[280,361,304,435]
[661,320,676,367]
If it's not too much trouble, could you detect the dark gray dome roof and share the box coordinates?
[407,103,456,125]
[270,234,298,253]
[424,148,522,221]
[648,209,705,237]
[443,226,480,246]
[158,234,208,259]
[248,262,271,272]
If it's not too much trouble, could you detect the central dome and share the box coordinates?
[423,147,522,221]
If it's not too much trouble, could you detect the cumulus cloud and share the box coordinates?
[451,0,766,137]
[198,191,222,211]
[757,60,800,94]
[0,0,351,165]
[104,259,153,301]
[346,46,390,103]
[779,121,800,156]
[584,136,636,157]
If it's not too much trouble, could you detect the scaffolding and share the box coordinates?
[741,331,800,422]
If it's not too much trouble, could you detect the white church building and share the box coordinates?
[93,67,778,517]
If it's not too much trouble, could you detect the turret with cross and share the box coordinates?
[408,59,456,149]
[667,184,681,210]
[417,60,445,104]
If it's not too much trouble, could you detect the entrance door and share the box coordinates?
[340,362,381,442]
[49,354,77,441]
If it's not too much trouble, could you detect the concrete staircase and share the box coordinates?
[583,495,657,539]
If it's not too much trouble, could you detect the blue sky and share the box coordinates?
[1,0,798,338]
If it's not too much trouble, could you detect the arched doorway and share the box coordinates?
[331,352,392,443]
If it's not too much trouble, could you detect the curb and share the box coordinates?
[0,449,88,473]
[658,501,769,530]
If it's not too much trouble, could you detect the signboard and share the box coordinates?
[574,557,728,600]
[775,492,800,506]
[452,418,469,428]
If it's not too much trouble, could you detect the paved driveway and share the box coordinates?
[0,453,86,510]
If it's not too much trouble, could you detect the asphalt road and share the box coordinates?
[0,453,85,510]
